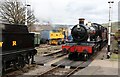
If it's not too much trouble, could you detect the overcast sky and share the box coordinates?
[26,0,118,24]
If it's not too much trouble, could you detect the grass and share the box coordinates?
[110,53,119,61]
[102,22,119,33]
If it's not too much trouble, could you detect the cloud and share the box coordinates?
[28,0,118,24]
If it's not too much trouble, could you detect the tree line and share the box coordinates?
[0,0,36,27]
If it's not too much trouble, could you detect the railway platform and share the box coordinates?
[73,59,118,75]
[73,46,119,76]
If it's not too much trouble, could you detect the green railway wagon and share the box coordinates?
[30,32,40,47]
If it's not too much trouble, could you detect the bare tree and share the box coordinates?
[0,0,36,27]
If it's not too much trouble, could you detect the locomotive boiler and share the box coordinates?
[62,18,107,60]
[72,19,107,42]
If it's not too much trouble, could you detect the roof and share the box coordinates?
[30,24,53,32]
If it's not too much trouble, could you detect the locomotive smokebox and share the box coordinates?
[79,18,85,24]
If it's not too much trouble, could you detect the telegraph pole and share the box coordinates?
[25,0,30,26]
[25,0,27,25]
[107,1,114,59]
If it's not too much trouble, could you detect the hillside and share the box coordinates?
[102,22,119,33]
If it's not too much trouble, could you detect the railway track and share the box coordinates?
[35,46,103,77]
[43,50,67,58]
[37,58,93,76]
[38,44,51,48]
[43,50,62,56]
[35,49,68,65]
[4,45,106,77]
[37,60,86,77]
[36,44,62,55]
[2,64,37,77]
[36,44,62,49]
[3,50,67,76]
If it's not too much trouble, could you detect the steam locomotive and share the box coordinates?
[0,23,37,73]
[62,18,108,60]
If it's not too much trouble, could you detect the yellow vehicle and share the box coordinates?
[41,29,66,45]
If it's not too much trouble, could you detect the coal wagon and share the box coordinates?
[0,23,37,72]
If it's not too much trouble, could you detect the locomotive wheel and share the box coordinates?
[62,48,68,54]
[68,53,73,60]
[82,53,89,61]
[68,52,78,60]
[73,52,79,60]
[63,40,66,44]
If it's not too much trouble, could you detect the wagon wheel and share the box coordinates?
[15,55,25,69]
[47,40,50,45]
[58,40,62,45]
[2,61,6,74]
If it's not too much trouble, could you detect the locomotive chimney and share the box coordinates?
[79,18,85,24]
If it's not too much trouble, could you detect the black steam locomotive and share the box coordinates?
[62,18,108,60]
[0,23,37,72]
